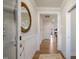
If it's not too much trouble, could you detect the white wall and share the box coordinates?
[60,0,76,58]
[21,0,39,59]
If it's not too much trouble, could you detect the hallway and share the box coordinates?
[32,39,64,59]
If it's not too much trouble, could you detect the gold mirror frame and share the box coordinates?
[21,2,31,33]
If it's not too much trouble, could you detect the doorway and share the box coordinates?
[38,11,61,50]
[39,13,59,54]
[40,14,58,53]
[70,7,76,58]
[66,5,76,59]
[40,14,58,40]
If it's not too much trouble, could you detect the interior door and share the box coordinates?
[3,0,17,59]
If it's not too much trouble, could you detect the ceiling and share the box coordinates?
[35,0,63,7]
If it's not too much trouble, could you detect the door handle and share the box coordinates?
[20,47,24,56]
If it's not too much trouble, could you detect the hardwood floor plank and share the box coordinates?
[32,39,64,59]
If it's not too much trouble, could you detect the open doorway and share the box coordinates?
[40,14,58,40]
[39,14,58,53]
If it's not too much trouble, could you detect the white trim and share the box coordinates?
[16,0,21,59]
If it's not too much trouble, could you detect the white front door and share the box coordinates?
[16,0,24,59]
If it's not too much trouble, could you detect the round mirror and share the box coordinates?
[21,2,31,33]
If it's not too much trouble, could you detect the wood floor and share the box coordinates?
[32,39,76,59]
[32,39,65,59]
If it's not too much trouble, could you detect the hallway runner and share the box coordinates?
[39,53,63,59]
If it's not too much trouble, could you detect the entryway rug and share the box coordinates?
[39,53,63,59]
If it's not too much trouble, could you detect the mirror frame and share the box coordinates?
[21,2,32,33]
